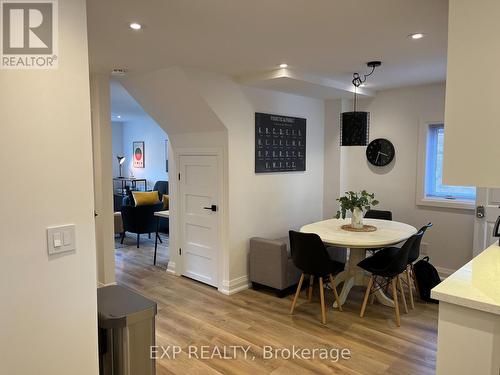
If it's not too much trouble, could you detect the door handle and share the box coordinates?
[203,205,217,212]
[476,205,485,218]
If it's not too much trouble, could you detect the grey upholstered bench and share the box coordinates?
[249,237,302,297]
[249,236,347,297]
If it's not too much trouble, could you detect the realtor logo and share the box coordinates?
[1,0,58,69]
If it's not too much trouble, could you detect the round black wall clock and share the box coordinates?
[366,138,395,166]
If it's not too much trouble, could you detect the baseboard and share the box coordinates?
[435,266,456,280]
[97,281,117,288]
[166,261,176,275]
[219,275,250,295]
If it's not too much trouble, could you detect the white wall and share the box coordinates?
[91,75,116,286]
[0,0,99,373]
[111,121,124,177]
[338,83,474,271]
[115,117,168,188]
[235,86,326,278]
[185,68,326,282]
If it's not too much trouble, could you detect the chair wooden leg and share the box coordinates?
[319,277,326,324]
[360,276,373,318]
[329,274,342,311]
[290,273,305,314]
[391,277,401,327]
[308,276,314,302]
[406,268,415,309]
[411,264,420,297]
[136,233,140,248]
[398,275,408,314]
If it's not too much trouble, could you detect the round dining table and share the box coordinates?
[300,218,417,307]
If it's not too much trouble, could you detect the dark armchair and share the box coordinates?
[153,180,169,234]
[120,202,163,248]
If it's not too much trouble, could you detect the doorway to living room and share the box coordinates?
[110,80,171,271]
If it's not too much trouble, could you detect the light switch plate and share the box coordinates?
[47,224,76,255]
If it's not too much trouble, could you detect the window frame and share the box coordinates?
[416,121,475,210]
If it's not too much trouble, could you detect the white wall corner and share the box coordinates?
[218,275,250,295]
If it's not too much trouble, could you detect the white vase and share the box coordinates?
[351,207,364,229]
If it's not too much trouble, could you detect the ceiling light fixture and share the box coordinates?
[129,22,142,30]
[117,115,121,119]
[409,33,425,40]
[279,63,288,68]
[341,61,382,146]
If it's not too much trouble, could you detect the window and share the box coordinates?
[424,124,476,201]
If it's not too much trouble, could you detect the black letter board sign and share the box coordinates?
[255,112,306,173]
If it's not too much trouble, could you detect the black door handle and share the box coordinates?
[203,205,217,212]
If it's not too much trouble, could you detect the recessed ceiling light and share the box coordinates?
[279,63,288,68]
[409,33,425,40]
[117,115,121,119]
[129,22,142,30]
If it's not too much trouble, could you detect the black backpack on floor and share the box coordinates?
[413,256,440,303]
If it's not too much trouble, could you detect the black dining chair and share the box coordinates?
[364,210,393,254]
[371,223,432,308]
[358,232,422,327]
[364,209,393,221]
[289,230,344,324]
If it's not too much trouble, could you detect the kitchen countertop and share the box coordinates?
[431,242,500,315]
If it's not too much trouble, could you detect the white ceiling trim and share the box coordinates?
[236,68,375,100]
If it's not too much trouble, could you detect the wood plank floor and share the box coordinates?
[115,239,438,375]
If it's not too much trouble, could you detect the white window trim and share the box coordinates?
[416,121,475,211]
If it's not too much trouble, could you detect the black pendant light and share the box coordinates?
[341,61,381,146]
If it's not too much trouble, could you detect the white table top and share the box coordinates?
[300,218,417,249]
[154,210,170,218]
[432,243,500,315]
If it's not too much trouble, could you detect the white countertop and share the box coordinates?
[432,242,500,315]
[300,218,417,248]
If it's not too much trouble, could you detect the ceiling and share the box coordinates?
[88,0,448,94]
[110,80,149,122]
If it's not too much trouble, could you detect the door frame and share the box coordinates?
[172,147,226,290]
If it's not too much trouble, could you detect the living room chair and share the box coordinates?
[120,202,163,248]
[289,230,344,324]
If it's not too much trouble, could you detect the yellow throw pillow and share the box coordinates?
[162,194,169,210]
[132,191,160,206]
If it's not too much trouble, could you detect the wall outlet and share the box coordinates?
[47,224,76,256]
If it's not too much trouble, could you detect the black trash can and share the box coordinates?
[98,285,157,375]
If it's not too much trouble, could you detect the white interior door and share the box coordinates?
[179,155,220,287]
[473,188,500,256]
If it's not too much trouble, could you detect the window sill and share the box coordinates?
[417,197,475,211]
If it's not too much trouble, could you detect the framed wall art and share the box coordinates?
[133,141,145,168]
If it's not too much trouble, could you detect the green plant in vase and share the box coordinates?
[335,190,379,229]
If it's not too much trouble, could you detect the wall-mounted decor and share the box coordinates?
[133,141,145,168]
[341,61,381,146]
[366,138,395,166]
[255,112,306,173]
